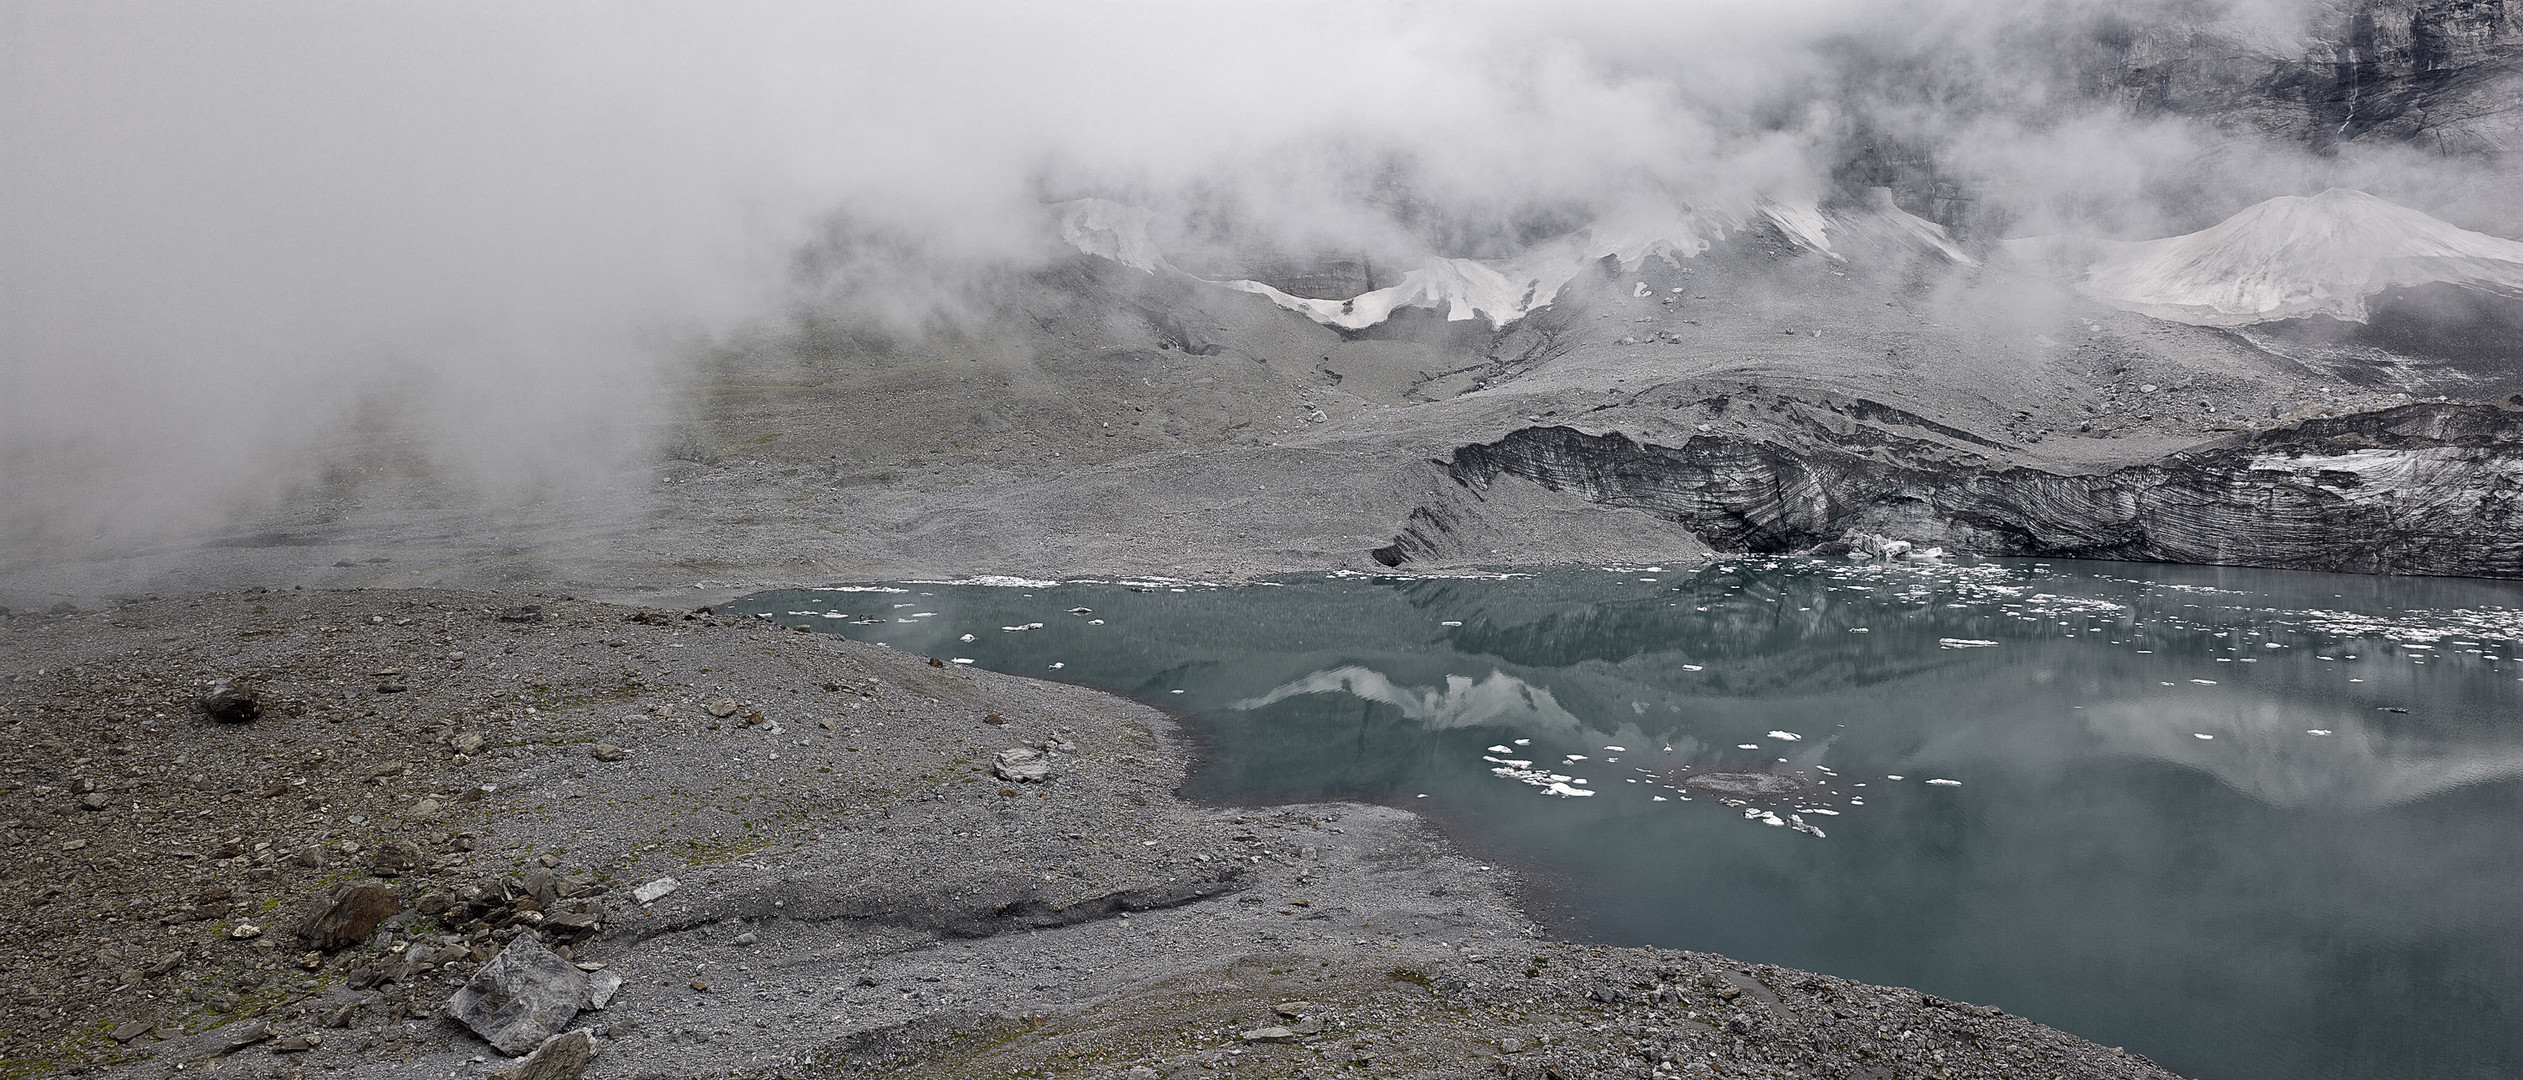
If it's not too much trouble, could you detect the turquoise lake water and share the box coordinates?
[729,558,2523,1080]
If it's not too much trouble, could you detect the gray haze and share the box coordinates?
[2,0,2503,564]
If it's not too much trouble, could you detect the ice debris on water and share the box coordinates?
[2193,733,2214,740]
[1767,730,1802,741]
[1488,745,1513,754]
[960,633,977,642]
[1926,778,1961,786]
[1604,745,1627,752]
[2307,729,2333,736]
[1939,638,2000,649]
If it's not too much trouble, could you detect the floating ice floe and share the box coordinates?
[1737,744,1761,750]
[1926,778,1961,786]
[1604,745,1628,752]
[1886,774,1906,780]
[951,658,974,665]
[1488,745,1514,754]
[1939,638,2000,649]
[1767,731,1803,741]
[2191,679,2217,685]
[959,633,977,642]
[815,585,911,593]
[1682,664,1705,671]
[1001,623,1044,632]
[2308,729,2333,736]
[1544,782,1595,797]
[2193,733,2214,740]
[1067,607,1093,614]
[1440,620,1463,627]
[1048,662,1065,669]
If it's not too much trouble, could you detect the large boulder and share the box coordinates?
[447,937,587,1055]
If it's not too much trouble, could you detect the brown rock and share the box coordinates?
[588,743,625,762]
[487,1028,594,1080]
[302,881,400,951]
[370,838,427,875]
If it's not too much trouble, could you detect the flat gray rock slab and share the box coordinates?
[448,937,588,1055]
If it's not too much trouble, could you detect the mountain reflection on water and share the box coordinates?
[731,558,2523,1080]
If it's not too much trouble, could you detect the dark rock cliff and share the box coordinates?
[2103,0,2523,154]
[1387,403,2523,577]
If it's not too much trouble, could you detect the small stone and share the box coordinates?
[732,931,757,946]
[200,682,261,723]
[631,876,679,904]
[110,1021,153,1043]
[589,744,625,762]
[78,793,110,811]
[582,969,623,1010]
[452,731,487,755]
[993,747,1052,783]
[707,699,739,718]
[301,882,400,950]
[409,798,442,817]
[1239,1026,1298,1043]
[1273,1001,1311,1018]
[689,980,709,992]
[210,1021,273,1055]
[1499,1038,1525,1054]
[229,923,264,940]
[275,1032,322,1052]
[488,1028,594,1080]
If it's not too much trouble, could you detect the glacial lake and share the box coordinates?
[729,558,2523,1080]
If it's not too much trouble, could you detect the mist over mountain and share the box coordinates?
[4,0,2521,600]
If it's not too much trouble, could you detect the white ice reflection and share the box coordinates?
[1231,666,1585,735]
[2082,700,2523,810]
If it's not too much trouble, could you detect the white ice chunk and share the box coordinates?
[1766,731,1803,742]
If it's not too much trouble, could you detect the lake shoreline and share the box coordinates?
[3,586,2186,1079]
